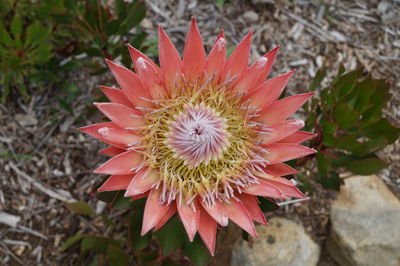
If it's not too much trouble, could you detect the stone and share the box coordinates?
[231,217,320,266]
[327,175,400,266]
[15,114,37,127]
[242,11,259,23]
[251,0,275,4]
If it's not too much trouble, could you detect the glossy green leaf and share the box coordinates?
[65,201,95,216]
[139,248,159,263]
[316,153,331,178]
[241,230,249,241]
[309,67,326,91]
[343,157,388,175]
[111,191,133,210]
[60,234,88,252]
[321,120,337,146]
[0,22,13,47]
[333,68,363,98]
[316,172,341,191]
[334,135,365,155]
[352,78,379,112]
[106,245,131,266]
[183,237,211,266]
[333,104,359,130]
[361,135,388,154]
[257,197,278,212]
[359,119,400,144]
[123,1,146,29]
[154,216,185,256]
[25,21,49,47]
[95,190,119,203]
[128,210,152,251]
[11,13,23,38]
[81,236,120,255]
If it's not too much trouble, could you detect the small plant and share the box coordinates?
[51,0,147,74]
[0,11,53,102]
[304,66,399,190]
[0,0,147,102]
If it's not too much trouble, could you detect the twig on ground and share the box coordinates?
[9,162,76,203]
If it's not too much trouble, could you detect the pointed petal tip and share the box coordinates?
[104,58,113,66]
[273,45,281,51]
[141,226,150,236]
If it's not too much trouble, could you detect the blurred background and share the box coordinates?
[0,0,399,265]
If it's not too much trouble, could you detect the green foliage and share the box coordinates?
[183,237,212,266]
[154,216,186,256]
[0,9,53,102]
[65,201,96,216]
[49,0,147,71]
[305,66,399,190]
[0,0,147,102]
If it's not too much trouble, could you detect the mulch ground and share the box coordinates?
[1,0,399,265]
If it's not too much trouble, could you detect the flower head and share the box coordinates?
[80,18,316,255]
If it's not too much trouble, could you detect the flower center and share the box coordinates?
[165,104,230,168]
[141,79,258,205]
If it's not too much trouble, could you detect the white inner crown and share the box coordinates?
[165,104,230,168]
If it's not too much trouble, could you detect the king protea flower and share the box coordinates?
[80,18,316,255]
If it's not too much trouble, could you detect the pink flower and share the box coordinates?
[80,18,316,255]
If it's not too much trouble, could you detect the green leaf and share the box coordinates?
[17,82,30,102]
[333,104,359,130]
[129,30,147,50]
[123,1,146,29]
[65,201,95,216]
[361,135,388,154]
[183,237,211,266]
[81,237,120,255]
[309,67,326,91]
[343,157,388,175]
[128,210,152,251]
[359,119,400,144]
[216,0,225,8]
[154,216,185,256]
[25,21,41,46]
[334,135,365,155]
[95,190,119,203]
[60,234,88,252]
[105,20,120,36]
[333,68,363,98]
[257,197,278,212]
[321,120,338,146]
[11,13,23,38]
[241,230,249,241]
[106,245,131,266]
[0,22,13,47]
[316,153,331,178]
[111,192,132,210]
[139,248,159,263]
[316,172,341,191]
[352,78,379,112]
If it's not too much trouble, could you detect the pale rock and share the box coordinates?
[251,0,275,4]
[242,11,259,23]
[231,217,320,266]
[15,114,37,127]
[140,18,153,29]
[327,175,400,266]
